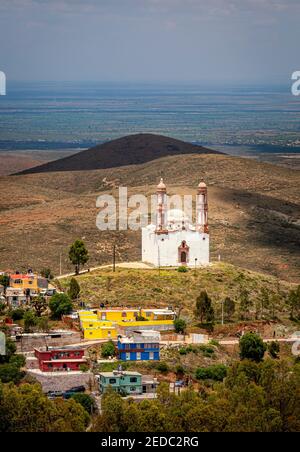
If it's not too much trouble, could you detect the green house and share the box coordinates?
[98,371,143,395]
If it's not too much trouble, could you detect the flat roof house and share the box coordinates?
[118,330,160,361]
[9,271,48,295]
[98,371,143,396]
[5,287,27,308]
[34,347,88,372]
[98,370,159,397]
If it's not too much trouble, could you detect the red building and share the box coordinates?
[34,347,87,372]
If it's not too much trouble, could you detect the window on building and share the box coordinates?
[130,377,137,383]
[122,312,127,317]
[109,378,117,384]
[126,353,130,360]
[130,387,136,392]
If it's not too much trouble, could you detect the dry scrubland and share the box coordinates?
[0,148,299,282]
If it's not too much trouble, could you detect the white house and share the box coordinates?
[142,179,210,268]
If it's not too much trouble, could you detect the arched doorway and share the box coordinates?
[178,241,189,265]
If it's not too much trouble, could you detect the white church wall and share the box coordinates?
[142,227,209,268]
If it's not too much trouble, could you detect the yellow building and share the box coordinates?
[83,324,117,340]
[97,309,139,322]
[9,272,48,293]
[79,311,117,340]
[79,307,175,341]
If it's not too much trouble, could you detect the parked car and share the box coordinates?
[46,289,57,297]
[47,391,64,400]
[63,385,86,399]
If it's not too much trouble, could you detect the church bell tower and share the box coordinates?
[156,178,168,233]
[196,180,209,233]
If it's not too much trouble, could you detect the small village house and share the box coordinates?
[5,287,27,308]
[118,330,160,361]
[9,270,48,296]
[34,347,88,372]
[98,370,159,396]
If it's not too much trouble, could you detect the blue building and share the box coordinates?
[117,330,160,361]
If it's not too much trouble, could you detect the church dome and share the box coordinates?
[157,178,166,191]
[198,180,207,188]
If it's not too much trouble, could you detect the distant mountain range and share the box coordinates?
[17,133,221,174]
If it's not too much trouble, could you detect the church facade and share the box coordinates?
[142,179,210,268]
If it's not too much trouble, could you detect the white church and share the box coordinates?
[142,179,210,268]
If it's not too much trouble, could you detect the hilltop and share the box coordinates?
[17,133,221,174]
[0,135,299,282]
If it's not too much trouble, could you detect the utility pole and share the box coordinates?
[158,244,161,277]
[59,252,62,276]
[221,299,224,326]
[113,245,116,273]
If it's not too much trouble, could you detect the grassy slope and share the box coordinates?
[58,262,295,320]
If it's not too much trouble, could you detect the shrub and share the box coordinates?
[176,365,185,375]
[49,293,73,320]
[136,315,148,321]
[174,318,187,334]
[11,308,25,321]
[239,332,267,363]
[156,362,169,373]
[23,310,38,333]
[177,266,188,273]
[195,364,227,381]
[199,345,215,357]
[101,341,115,358]
[71,393,96,415]
[268,341,280,359]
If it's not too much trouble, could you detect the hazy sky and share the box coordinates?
[0,0,299,83]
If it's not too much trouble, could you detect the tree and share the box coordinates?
[195,364,228,381]
[101,340,115,358]
[0,383,89,432]
[239,332,267,363]
[69,240,89,275]
[31,295,47,317]
[37,316,50,333]
[268,341,280,359]
[0,275,9,294]
[49,293,73,320]
[68,278,81,301]
[40,268,54,280]
[224,297,235,321]
[239,288,253,320]
[0,337,16,364]
[71,393,96,415]
[195,291,215,324]
[287,286,300,320]
[23,310,37,333]
[174,318,187,334]
[11,308,25,321]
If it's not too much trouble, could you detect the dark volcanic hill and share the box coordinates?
[17,133,221,174]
